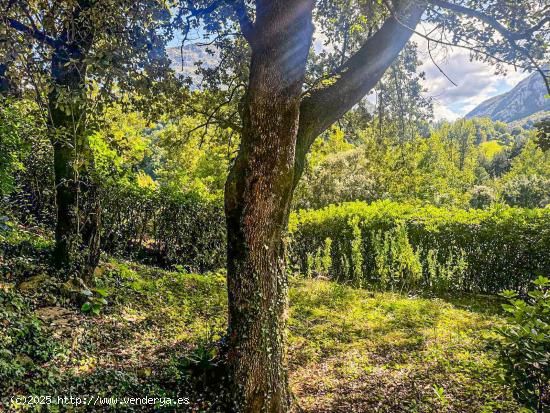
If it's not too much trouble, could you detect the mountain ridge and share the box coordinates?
[465,70,550,124]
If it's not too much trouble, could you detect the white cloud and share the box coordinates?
[412,26,528,121]
[432,102,461,121]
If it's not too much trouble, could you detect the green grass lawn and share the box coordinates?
[1,255,518,412]
[288,279,516,412]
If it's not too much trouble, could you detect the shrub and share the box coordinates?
[288,201,550,293]
[101,182,226,272]
[294,148,381,210]
[495,276,550,413]
[469,185,496,209]
[305,237,333,279]
[370,223,422,292]
[350,217,364,287]
[501,175,550,208]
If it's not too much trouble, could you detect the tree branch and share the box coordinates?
[429,0,550,94]
[7,17,61,48]
[429,0,549,41]
[293,1,425,183]
[232,0,255,44]
[427,36,457,87]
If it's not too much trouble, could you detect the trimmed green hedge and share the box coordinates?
[288,201,550,293]
[101,183,226,272]
[100,189,550,293]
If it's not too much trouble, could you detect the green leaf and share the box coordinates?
[81,302,91,312]
[94,288,108,297]
[502,304,516,313]
[92,303,101,315]
[500,290,518,299]
[533,276,549,287]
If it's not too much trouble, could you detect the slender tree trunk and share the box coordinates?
[224,1,314,411]
[0,62,19,97]
[48,11,98,284]
[0,63,12,96]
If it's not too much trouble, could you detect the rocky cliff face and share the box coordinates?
[466,70,549,123]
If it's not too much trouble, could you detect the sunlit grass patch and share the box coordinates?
[288,278,518,412]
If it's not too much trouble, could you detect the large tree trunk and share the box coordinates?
[49,8,98,284]
[224,1,314,411]
[222,2,424,411]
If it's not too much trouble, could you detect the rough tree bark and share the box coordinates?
[224,1,314,411]
[48,1,99,284]
[224,1,425,412]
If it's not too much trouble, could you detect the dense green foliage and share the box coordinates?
[0,100,229,270]
[495,277,550,413]
[296,118,550,210]
[2,99,548,293]
[0,99,51,220]
[289,201,550,293]
[102,183,225,271]
[2,98,549,295]
[0,99,26,198]
[4,98,550,221]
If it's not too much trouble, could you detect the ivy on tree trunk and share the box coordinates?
[224,1,314,411]
[223,1,424,411]
[48,2,100,285]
